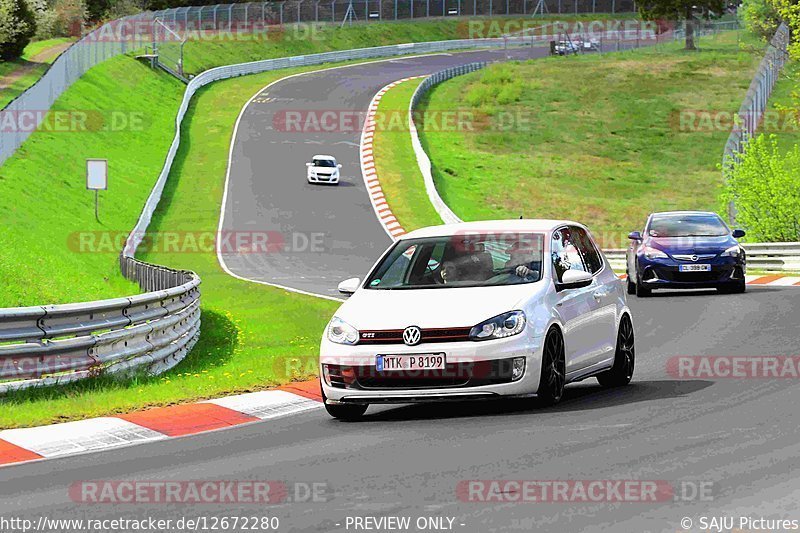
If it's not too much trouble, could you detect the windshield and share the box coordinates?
[648,215,729,237]
[312,159,336,167]
[366,233,545,289]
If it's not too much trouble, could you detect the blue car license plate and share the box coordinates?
[679,264,711,272]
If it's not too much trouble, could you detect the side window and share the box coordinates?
[572,227,603,274]
[551,228,587,283]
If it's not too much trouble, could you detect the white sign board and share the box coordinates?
[86,159,108,190]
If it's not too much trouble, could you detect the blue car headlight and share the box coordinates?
[720,245,742,258]
[642,246,668,260]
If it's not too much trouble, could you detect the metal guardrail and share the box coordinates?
[0,261,200,393]
[410,63,487,225]
[722,22,791,223]
[604,244,800,272]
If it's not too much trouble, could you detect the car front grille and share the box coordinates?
[325,360,515,390]
[358,327,472,345]
[654,267,732,283]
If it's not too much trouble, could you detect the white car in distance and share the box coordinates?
[320,219,635,420]
[306,155,341,185]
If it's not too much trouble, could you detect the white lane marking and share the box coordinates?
[0,418,165,458]
[216,56,449,302]
[764,276,800,286]
[205,390,321,420]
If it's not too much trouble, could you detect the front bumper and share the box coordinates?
[308,173,339,184]
[638,255,745,289]
[320,334,543,404]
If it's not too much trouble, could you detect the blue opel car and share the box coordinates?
[626,211,747,297]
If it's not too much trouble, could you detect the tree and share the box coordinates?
[638,0,725,50]
[768,0,800,60]
[0,0,36,60]
[721,134,800,242]
[739,0,781,41]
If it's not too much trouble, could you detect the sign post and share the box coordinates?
[86,159,108,222]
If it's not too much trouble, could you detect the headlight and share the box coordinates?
[642,246,668,260]
[721,245,742,257]
[327,317,359,345]
[469,311,526,341]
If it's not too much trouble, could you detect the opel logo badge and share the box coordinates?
[403,326,422,346]
[691,255,698,262]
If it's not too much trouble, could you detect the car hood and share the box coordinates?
[333,283,546,330]
[647,235,737,255]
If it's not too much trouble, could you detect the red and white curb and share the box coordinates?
[360,77,423,241]
[0,381,322,467]
[617,273,800,286]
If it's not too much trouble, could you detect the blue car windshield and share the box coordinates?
[648,215,728,237]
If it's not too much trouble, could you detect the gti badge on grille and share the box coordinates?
[403,326,422,346]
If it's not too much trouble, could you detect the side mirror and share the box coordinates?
[337,277,361,295]
[337,164,342,168]
[628,231,642,241]
[306,162,312,167]
[732,229,746,239]
[557,270,593,291]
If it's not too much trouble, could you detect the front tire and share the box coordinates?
[537,328,566,406]
[320,385,367,420]
[635,272,651,297]
[597,314,635,387]
[718,279,746,294]
[324,402,368,421]
[626,274,636,295]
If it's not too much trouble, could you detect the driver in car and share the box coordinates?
[505,241,541,280]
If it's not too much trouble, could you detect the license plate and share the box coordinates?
[679,264,711,272]
[377,354,445,372]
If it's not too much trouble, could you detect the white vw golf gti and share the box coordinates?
[320,220,635,420]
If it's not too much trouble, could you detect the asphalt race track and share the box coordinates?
[219,47,550,298]
[1,289,799,532]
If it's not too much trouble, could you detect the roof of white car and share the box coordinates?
[312,155,336,161]
[400,219,584,239]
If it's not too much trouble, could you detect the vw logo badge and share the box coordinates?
[403,326,422,346]
[691,255,698,262]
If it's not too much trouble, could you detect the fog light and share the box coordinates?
[512,357,526,381]
[322,364,331,386]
